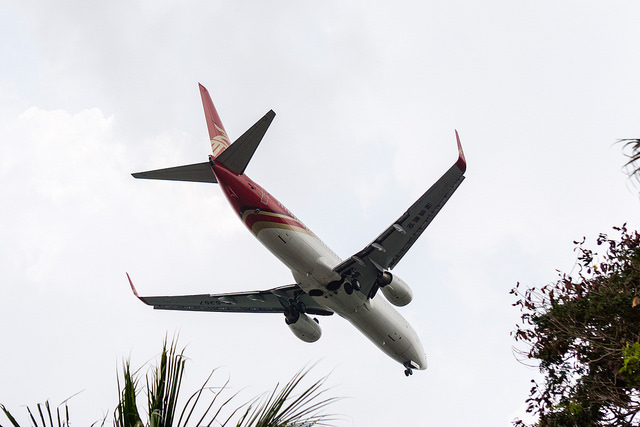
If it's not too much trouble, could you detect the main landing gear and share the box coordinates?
[283,300,306,324]
[325,278,361,295]
[343,279,361,295]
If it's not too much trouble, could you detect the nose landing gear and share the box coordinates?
[403,361,417,377]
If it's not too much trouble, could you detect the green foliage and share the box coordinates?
[619,342,640,387]
[0,398,89,427]
[146,338,185,427]
[620,138,640,184]
[511,225,640,426]
[114,337,340,427]
[115,360,143,427]
[2,337,339,427]
[236,368,339,427]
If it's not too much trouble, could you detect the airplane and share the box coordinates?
[127,83,466,376]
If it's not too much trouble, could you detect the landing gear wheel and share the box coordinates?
[404,368,413,377]
[344,282,354,295]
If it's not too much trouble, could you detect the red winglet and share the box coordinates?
[455,130,466,173]
[126,272,149,305]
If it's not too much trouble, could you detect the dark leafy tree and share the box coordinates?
[511,225,640,426]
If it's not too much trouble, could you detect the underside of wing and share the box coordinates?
[215,110,276,175]
[334,131,466,298]
[132,162,217,183]
[127,275,333,316]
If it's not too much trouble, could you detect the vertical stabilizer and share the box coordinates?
[199,83,231,158]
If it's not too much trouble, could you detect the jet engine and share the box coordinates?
[286,312,322,343]
[380,274,413,307]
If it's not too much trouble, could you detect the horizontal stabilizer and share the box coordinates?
[132,162,217,183]
[216,110,276,175]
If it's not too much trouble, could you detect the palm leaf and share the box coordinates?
[620,138,640,182]
[115,360,143,427]
[176,374,246,427]
[237,368,341,427]
[3,337,340,427]
[147,337,186,427]
[1,400,72,427]
[0,404,21,427]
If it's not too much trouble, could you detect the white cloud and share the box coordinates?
[1,1,640,425]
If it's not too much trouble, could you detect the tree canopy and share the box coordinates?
[511,225,640,426]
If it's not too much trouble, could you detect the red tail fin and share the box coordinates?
[199,83,231,158]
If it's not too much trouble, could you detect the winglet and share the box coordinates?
[455,130,466,173]
[126,272,149,305]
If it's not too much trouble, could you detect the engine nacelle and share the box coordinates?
[380,274,413,307]
[286,312,322,343]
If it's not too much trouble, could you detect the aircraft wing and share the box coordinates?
[127,274,333,316]
[334,131,466,298]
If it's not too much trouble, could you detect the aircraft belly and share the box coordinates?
[252,224,426,368]
[255,228,340,281]
[344,296,427,368]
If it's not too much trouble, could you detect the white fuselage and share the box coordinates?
[255,227,427,370]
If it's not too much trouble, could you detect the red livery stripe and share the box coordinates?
[241,208,313,236]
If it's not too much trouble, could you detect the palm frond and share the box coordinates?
[237,368,341,427]
[147,337,186,427]
[619,138,640,182]
[3,338,340,427]
[0,404,21,427]
[176,374,246,427]
[1,400,71,427]
[115,360,143,427]
[175,370,217,426]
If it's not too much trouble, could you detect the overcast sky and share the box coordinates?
[1,1,639,425]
